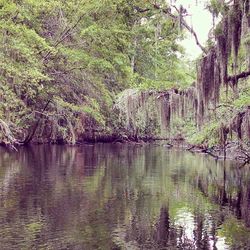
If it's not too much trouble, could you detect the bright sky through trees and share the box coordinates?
[175,0,213,58]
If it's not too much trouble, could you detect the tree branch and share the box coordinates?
[49,67,86,75]
[227,70,250,82]
[134,6,151,13]
[42,15,84,61]
[135,3,207,54]
[21,99,52,144]
[152,3,207,54]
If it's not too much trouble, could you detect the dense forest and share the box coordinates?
[0,0,249,160]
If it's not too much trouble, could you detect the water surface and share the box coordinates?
[0,144,249,249]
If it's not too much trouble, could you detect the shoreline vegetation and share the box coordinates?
[0,0,249,164]
[1,135,249,165]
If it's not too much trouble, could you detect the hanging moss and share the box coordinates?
[113,87,198,139]
[213,59,221,104]
[198,48,216,106]
[213,1,245,89]
[215,17,230,85]
[230,107,250,141]
[242,107,250,140]
[242,0,250,70]
[229,1,243,84]
[194,0,249,129]
[112,1,249,142]
[157,92,171,136]
[196,47,222,125]
[113,89,162,137]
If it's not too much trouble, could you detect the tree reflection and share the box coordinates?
[0,145,249,249]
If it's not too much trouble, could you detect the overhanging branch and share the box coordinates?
[152,3,207,54]
[134,3,207,54]
[227,70,250,82]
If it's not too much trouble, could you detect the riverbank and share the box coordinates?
[150,139,249,165]
[9,138,250,165]
[90,134,250,164]
[0,124,249,165]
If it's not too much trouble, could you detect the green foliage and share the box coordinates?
[0,0,189,143]
[171,118,197,139]
[188,121,220,146]
[214,22,223,36]
[234,87,250,108]
[218,217,250,247]
[206,0,229,17]
[4,0,247,146]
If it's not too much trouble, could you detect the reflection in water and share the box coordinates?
[0,144,249,249]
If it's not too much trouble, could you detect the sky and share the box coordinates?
[173,0,213,59]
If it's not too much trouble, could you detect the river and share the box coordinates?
[0,144,249,249]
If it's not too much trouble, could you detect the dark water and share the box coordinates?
[0,144,249,250]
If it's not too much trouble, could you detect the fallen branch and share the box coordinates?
[186,145,196,151]
[202,148,219,159]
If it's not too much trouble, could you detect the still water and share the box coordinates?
[0,144,249,250]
